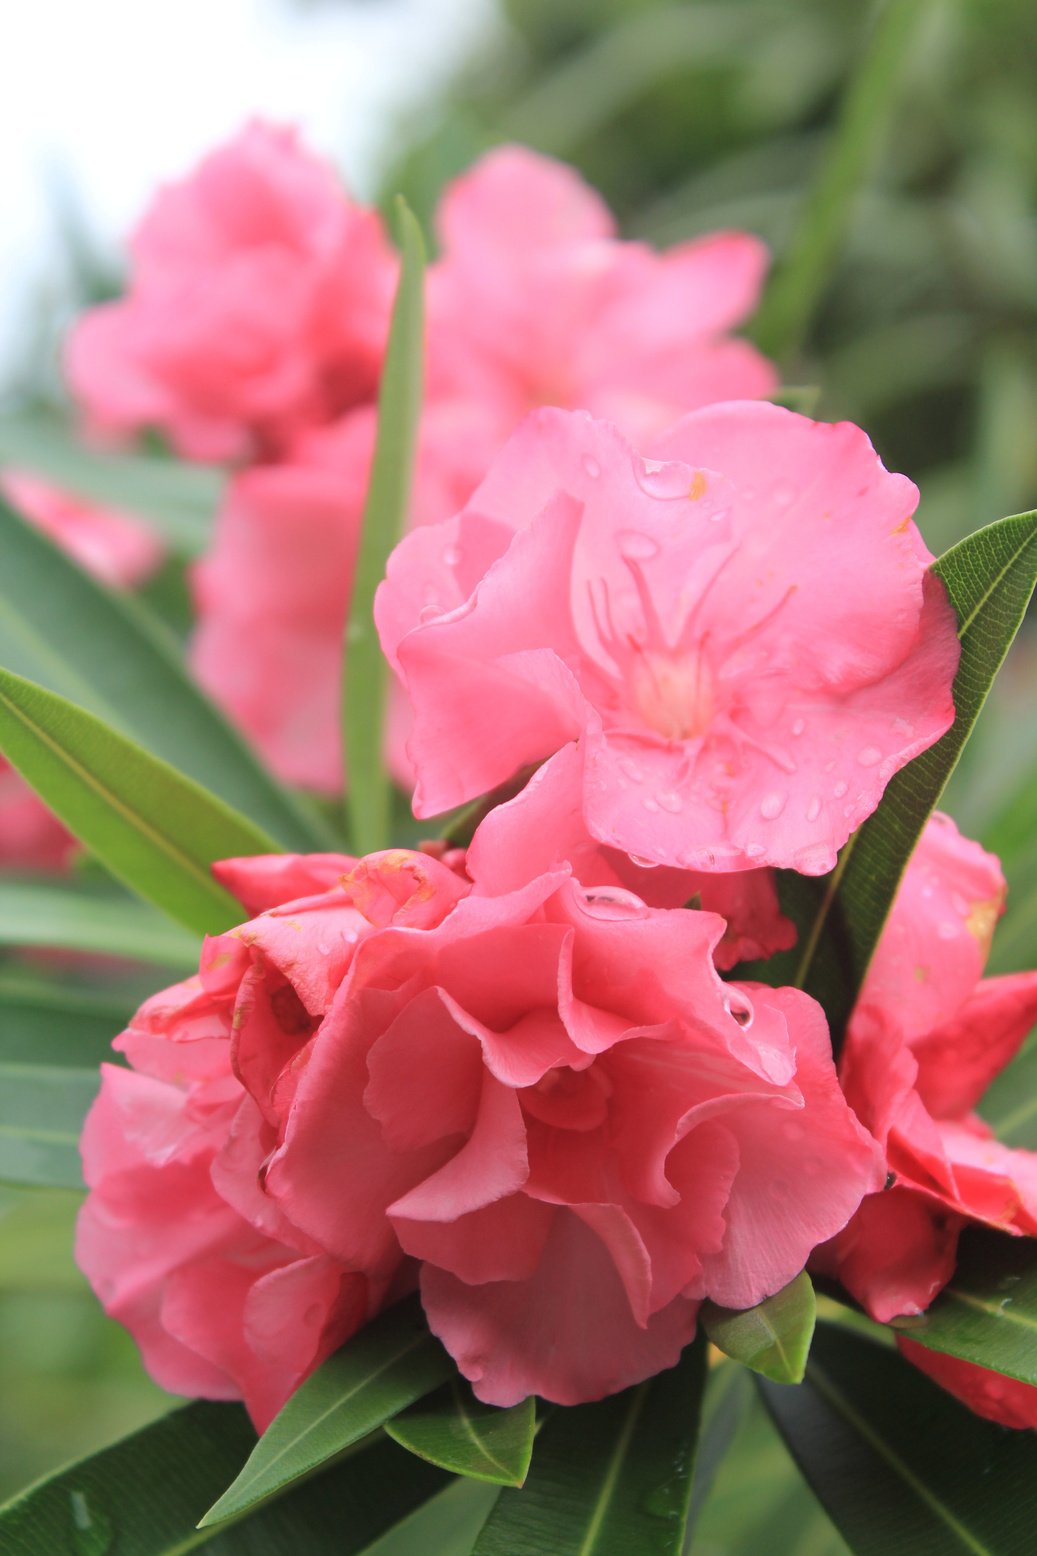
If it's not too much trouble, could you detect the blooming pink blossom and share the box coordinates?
[78,848,880,1415]
[426,146,776,445]
[0,472,163,869]
[814,814,1037,1326]
[378,404,960,874]
[66,122,397,462]
[897,1338,1037,1430]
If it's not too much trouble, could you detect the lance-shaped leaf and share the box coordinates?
[684,1362,753,1546]
[760,1321,1037,1555]
[0,492,331,850]
[343,199,425,851]
[0,1064,98,1190]
[386,1380,535,1487]
[891,1228,1037,1386]
[0,967,136,1065]
[472,1335,706,1556]
[0,410,220,556]
[0,668,274,935]
[0,880,197,967]
[0,1399,451,1555]
[702,1273,816,1385]
[200,1295,452,1528]
[747,509,1037,1051]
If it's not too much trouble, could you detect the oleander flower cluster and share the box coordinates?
[31,120,1037,1435]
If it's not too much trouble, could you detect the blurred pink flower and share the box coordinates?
[378,404,959,873]
[426,145,776,444]
[66,122,397,462]
[78,848,880,1415]
[814,815,1037,1326]
[897,1338,1037,1430]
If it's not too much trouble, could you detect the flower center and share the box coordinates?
[626,645,715,742]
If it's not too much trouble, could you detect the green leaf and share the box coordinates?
[0,1400,452,1554]
[364,1478,500,1556]
[200,1295,452,1528]
[0,880,197,967]
[0,410,220,556]
[750,510,1037,1051]
[684,1362,753,1546]
[0,967,135,1068]
[891,1228,1037,1386]
[760,1321,1037,1555]
[343,199,426,851]
[472,1335,706,1556]
[702,1273,816,1385]
[753,0,928,360]
[0,492,332,851]
[386,1380,535,1487]
[0,1063,97,1189]
[0,668,275,936]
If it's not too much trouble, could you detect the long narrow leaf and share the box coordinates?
[760,1322,1037,1555]
[0,1065,98,1189]
[386,1381,535,1487]
[200,1295,452,1527]
[472,1336,706,1556]
[892,1229,1037,1386]
[343,200,426,850]
[0,1400,450,1555]
[0,880,197,967]
[0,492,332,850]
[750,510,1037,1050]
[0,669,274,935]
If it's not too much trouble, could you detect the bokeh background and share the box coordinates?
[2,1,1036,1549]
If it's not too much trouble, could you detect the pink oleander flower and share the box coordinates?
[465,742,795,971]
[897,1339,1037,1431]
[378,404,960,874]
[0,471,163,870]
[813,814,1037,1328]
[425,145,777,445]
[78,848,881,1414]
[66,122,397,462]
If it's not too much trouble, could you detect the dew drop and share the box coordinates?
[710,506,731,524]
[773,482,795,506]
[791,717,806,737]
[781,1121,804,1142]
[760,791,786,820]
[746,843,766,859]
[723,990,755,1029]
[629,853,661,869]
[857,746,882,768]
[618,529,661,562]
[937,921,958,940]
[806,795,821,823]
[833,780,848,798]
[442,544,461,567]
[583,886,643,918]
[635,458,692,500]
[582,455,601,479]
[656,790,683,813]
[620,757,645,782]
[951,892,969,915]
[69,1491,115,1556]
[642,797,661,813]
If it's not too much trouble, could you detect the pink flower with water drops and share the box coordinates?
[377,403,960,875]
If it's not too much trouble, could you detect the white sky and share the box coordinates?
[0,0,501,380]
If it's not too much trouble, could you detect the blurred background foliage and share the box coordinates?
[1,1,1036,1549]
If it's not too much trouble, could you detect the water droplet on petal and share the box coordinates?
[442,544,461,567]
[746,843,766,859]
[635,458,692,500]
[833,780,848,798]
[583,886,644,918]
[620,757,645,782]
[857,746,882,767]
[806,795,822,823]
[629,853,661,870]
[69,1491,115,1556]
[791,717,806,736]
[938,921,959,940]
[656,790,683,813]
[773,482,795,506]
[642,797,661,813]
[618,529,661,562]
[582,455,601,479]
[760,791,786,820]
[782,1121,804,1142]
[724,990,755,1029]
